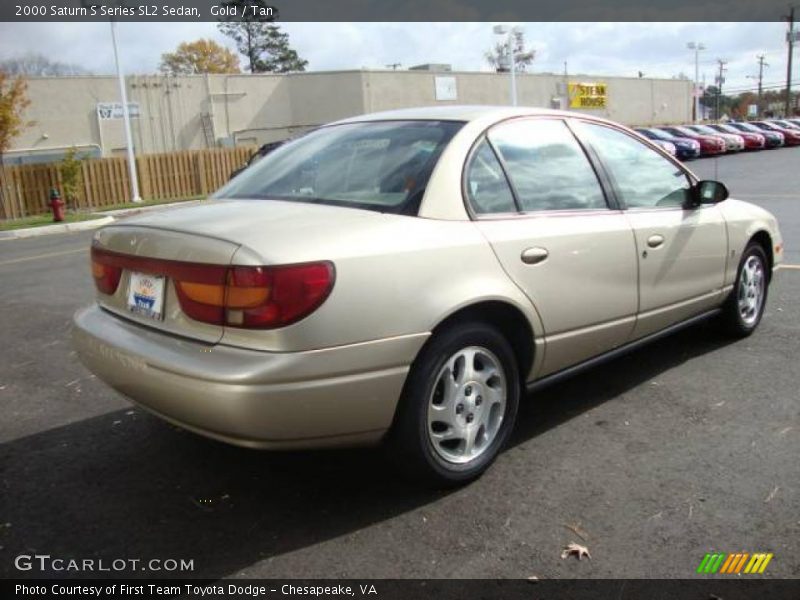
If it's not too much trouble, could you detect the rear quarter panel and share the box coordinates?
[222,217,544,378]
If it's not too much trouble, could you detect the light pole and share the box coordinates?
[687,41,705,123]
[110,20,141,203]
[785,6,796,117]
[493,25,519,106]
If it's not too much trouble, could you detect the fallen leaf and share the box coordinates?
[561,542,591,560]
[764,486,779,503]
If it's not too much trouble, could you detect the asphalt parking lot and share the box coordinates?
[1,147,798,580]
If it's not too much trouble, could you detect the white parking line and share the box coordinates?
[777,264,800,271]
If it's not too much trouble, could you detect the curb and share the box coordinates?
[0,199,204,241]
[0,215,115,240]
[99,199,205,218]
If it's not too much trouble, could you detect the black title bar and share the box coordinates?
[0,0,796,22]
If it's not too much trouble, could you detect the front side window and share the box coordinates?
[574,122,691,209]
[214,120,464,214]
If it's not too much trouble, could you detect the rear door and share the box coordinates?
[571,120,728,339]
[470,118,638,377]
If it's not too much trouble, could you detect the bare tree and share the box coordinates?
[0,53,92,77]
[486,30,535,73]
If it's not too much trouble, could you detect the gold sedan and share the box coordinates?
[73,106,783,486]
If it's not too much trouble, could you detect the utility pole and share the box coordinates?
[756,54,768,117]
[715,59,728,121]
[748,55,769,118]
[786,6,796,116]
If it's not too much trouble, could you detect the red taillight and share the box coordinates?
[90,246,334,329]
[228,263,334,328]
[91,246,123,295]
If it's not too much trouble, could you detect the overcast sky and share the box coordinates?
[0,22,796,95]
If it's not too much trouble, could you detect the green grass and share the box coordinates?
[0,212,106,231]
[1,195,206,231]
[92,195,205,212]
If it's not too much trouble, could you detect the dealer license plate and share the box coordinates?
[127,271,165,320]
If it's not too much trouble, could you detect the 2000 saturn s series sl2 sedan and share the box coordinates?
[73,106,784,485]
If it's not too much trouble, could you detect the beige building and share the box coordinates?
[7,69,692,164]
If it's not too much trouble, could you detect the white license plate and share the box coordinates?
[127,271,165,320]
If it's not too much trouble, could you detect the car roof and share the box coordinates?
[331,105,598,125]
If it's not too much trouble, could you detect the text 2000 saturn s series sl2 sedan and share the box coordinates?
[73,106,784,486]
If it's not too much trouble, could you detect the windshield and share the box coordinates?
[214,120,464,214]
[674,126,696,136]
[693,125,718,135]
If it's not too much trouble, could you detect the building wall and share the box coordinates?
[7,70,692,163]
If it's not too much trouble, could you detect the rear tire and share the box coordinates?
[387,321,520,487]
[720,242,769,337]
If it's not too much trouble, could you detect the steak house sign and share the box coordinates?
[568,83,607,109]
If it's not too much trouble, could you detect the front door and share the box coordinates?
[571,120,728,339]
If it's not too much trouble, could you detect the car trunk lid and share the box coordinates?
[92,224,241,344]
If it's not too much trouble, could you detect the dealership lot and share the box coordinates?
[1,148,798,579]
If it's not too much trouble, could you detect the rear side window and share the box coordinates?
[487,119,607,212]
[465,139,517,214]
[574,122,691,209]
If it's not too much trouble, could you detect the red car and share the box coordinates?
[708,123,765,150]
[658,125,727,156]
[751,121,800,146]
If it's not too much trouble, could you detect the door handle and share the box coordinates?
[647,234,665,249]
[521,247,549,265]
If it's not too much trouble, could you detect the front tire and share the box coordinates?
[387,321,520,487]
[721,242,769,337]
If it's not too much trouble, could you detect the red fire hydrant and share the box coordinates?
[49,188,65,222]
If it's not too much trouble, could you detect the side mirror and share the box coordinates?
[693,180,728,205]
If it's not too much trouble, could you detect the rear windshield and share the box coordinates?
[214,120,464,214]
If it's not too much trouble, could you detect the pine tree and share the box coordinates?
[217,0,307,73]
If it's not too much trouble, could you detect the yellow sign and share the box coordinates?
[568,82,607,109]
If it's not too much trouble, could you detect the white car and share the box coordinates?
[688,124,745,151]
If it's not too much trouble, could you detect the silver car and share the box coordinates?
[686,124,746,151]
[73,106,784,485]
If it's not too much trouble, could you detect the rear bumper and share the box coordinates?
[72,304,428,449]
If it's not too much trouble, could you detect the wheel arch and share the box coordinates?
[427,300,537,385]
[748,230,774,279]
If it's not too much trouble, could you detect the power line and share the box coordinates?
[723,81,799,94]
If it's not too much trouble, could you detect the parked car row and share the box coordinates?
[635,118,800,160]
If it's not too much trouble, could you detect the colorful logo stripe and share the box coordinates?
[697,553,773,574]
